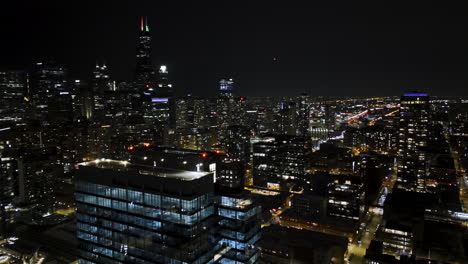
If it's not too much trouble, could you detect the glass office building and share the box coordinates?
[75,158,261,264]
[75,160,220,264]
[216,192,261,264]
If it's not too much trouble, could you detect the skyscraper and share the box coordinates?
[219,78,234,98]
[397,92,430,192]
[75,160,219,263]
[135,16,155,92]
[92,62,112,120]
[31,61,71,123]
[144,65,174,125]
[75,155,261,263]
[0,70,29,122]
[252,134,309,189]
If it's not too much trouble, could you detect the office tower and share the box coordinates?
[252,136,279,188]
[219,78,234,98]
[75,160,219,263]
[93,62,111,93]
[221,125,251,164]
[31,61,72,123]
[296,93,310,137]
[218,96,247,132]
[130,147,261,263]
[175,96,195,129]
[144,65,174,125]
[176,96,211,131]
[71,80,93,120]
[0,70,29,122]
[252,134,309,189]
[92,62,112,120]
[397,92,430,192]
[215,187,261,264]
[216,156,245,191]
[277,102,297,135]
[324,104,337,131]
[17,150,59,207]
[0,144,17,238]
[134,16,155,92]
[75,154,261,263]
[327,175,364,221]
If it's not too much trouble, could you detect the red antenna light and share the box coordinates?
[202,152,208,158]
[128,145,135,151]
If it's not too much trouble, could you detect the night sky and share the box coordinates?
[1,1,467,96]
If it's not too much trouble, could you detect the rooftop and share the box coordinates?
[78,159,211,181]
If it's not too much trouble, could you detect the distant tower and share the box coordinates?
[93,61,111,93]
[219,78,234,98]
[135,16,155,91]
[92,62,111,120]
[31,61,71,123]
[397,92,430,192]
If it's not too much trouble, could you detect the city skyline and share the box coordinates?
[1,1,467,96]
[1,2,468,264]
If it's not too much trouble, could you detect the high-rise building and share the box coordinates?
[0,138,17,238]
[221,125,251,164]
[219,78,234,98]
[0,70,29,122]
[75,154,261,263]
[215,188,261,264]
[92,62,112,120]
[397,92,430,192]
[252,134,309,189]
[134,16,155,92]
[93,62,112,93]
[31,61,71,123]
[75,160,219,263]
[71,79,93,120]
[276,101,297,135]
[295,93,310,137]
[17,149,59,210]
[327,175,365,221]
[144,65,174,126]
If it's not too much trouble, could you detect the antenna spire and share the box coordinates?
[140,16,144,31]
[145,16,149,32]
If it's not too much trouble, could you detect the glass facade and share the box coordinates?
[216,194,261,264]
[75,162,261,264]
[76,181,218,264]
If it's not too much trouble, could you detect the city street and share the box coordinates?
[346,164,397,263]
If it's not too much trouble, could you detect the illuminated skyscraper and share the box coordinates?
[91,62,113,121]
[397,92,430,192]
[135,16,155,91]
[0,70,28,122]
[31,61,72,123]
[147,65,175,126]
[75,160,219,263]
[219,78,234,98]
[75,155,261,263]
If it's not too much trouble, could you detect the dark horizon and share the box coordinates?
[0,1,467,97]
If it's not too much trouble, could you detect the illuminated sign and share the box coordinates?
[403,93,428,97]
[151,98,168,103]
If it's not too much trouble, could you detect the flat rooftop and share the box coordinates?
[78,159,210,181]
